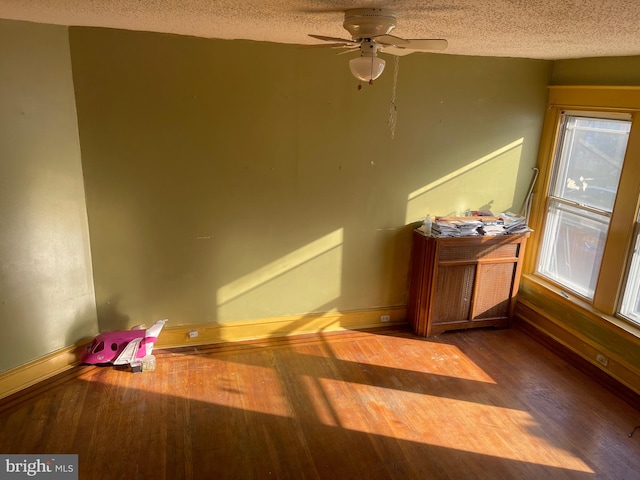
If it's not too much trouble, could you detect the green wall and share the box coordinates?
[552,55,640,85]
[69,27,552,330]
[0,20,99,372]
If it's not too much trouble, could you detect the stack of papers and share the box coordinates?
[427,212,531,237]
[457,219,482,236]
[431,221,461,237]
[499,212,532,234]
[432,217,482,237]
[477,224,506,236]
[475,216,505,235]
[424,213,532,238]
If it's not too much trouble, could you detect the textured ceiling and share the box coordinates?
[1,0,640,60]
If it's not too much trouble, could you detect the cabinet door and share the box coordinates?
[472,262,516,319]
[431,264,475,324]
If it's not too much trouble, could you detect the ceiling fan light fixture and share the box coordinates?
[349,55,386,82]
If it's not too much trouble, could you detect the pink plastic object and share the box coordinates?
[82,319,167,366]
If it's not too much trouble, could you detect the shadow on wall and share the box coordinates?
[405,138,524,221]
[85,136,528,334]
[215,229,345,323]
[96,296,131,332]
[64,300,102,346]
[88,135,526,332]
[208,138,528,329]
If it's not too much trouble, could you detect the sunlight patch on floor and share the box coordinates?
[84,357,594,475]
[312,378,594,474]
[316,339,497,384]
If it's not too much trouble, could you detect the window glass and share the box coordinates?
[537,114,631,299]
[539,200,609,297]
[551,116,628,212]
[92,341,104,353]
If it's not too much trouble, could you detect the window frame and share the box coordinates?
[524,86,640,324]
[536,111,631,300]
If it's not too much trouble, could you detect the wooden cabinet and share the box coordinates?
[408,229,529,337]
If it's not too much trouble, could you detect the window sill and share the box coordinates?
[519,273,640,342]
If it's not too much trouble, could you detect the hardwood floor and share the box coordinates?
[1,325,640,479]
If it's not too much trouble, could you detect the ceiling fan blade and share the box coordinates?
[371,34,409,46]
[308,34,356,44]
[302,43,355,49]
[379,46,416,57]
[336,47,360,55]
[404,39,449,51]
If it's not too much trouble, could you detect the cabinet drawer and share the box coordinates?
[439,243,520,262]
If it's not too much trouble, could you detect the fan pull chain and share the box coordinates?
[388,55,400,139]
[370,54,375,85]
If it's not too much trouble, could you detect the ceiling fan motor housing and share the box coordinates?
[343,8,397,40]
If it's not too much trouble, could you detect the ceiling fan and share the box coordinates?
[309,8,448,84]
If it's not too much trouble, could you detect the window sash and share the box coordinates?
[538,200,610,298]
[549,115,628,213]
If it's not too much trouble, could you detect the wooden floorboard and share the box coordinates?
[1,325,640,479]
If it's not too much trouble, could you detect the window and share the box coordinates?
[537,114,631,299]
[620,209,640,323]
[526,87,640,330]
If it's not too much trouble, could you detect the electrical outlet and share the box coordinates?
[596,353,608,367]
[189,330,199,338]
[380,315,391,322]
